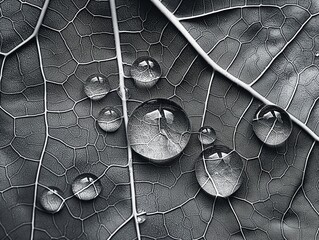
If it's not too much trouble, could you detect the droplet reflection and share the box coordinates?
[72,173,102,201]
[252,105,292,146]
[128,99,191,163]
[131,56,161,88]
[195,145,244,198]
[40,186,64,213]
[97,107,122,132]
[84,74,110,100]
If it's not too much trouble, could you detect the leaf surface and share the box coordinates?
[0,0,318,240]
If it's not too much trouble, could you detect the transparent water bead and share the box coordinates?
[72,173,102,201]
[40,186,64,213]
[198,126,216,145]
[252,105,292,146]
[195,145,244,198]
[130,56,161,88]
[128,99,191,163]
[84,74,110,100]
[137,210,147,224]
[97,107,122,132]
[117,86,130,100]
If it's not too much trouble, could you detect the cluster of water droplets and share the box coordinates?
[41,54,294,219]
[40,173,102,213]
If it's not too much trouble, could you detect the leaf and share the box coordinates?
[0,0,318,239]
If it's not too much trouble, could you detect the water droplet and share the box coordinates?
[198,126,216,145]
[117,86,130,100]
[130,56,161,88]
[128,99,191,163]
[315,52,319,57]
[84,74,110,100]
[72,173,102,201]
[97,107,122,132]
[252,105,292,146]
[137,214,146,224]
[40,186,64,213]
[195,145,244,198]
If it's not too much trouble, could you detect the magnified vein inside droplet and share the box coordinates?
[128,99,191,163]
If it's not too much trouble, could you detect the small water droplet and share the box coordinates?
[253,105,292,146]
[137,214,146,224]
[72,173,102,201]
[117,86,130,100]
[97,107,122,132]
[128,99,191,163]
[40,186,64,213]
[195,145,244,198]
[84,74,110,100]
[315,52,319,57]
[130,56,161,88]
[198,126,216,145]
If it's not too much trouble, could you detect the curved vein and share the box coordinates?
[149,0,319,142]
[1,0,51,57]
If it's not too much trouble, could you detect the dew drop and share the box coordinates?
[72,173,102,201]
[117,86,130,100]
[137,214,146,224]
[128,99,191,163]
[97,107,122,132]
[130,56,161,88]
[252,105,292,146]
[198,126,216,145]
[40,186,64,213]
[84,74,110,100]
[195,145,244,198]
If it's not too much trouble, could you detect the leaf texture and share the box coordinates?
[0,0,318,240]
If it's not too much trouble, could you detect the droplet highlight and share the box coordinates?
[72,173,102,201]
[97,107,122,132]
[130,56,161,88]
[84,74,110,100]
[195,145,244,198]
[40,186,64,213]
[117,86,130,100]
[137,215,146,224]
[198,126,216,145]
[128,99,191,163]
[252,105,292,146]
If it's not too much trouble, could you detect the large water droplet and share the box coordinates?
[128,99,191,163]
[40,186,64,213]
[72,173,102,201]
[198,126,216,145]
[117,86,130,100]
[252,105,292,146]
[130,56,161,88]
[97,107,122,132]
[195,145,244,198]
[84,74,110,100]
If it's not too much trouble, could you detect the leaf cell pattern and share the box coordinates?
[0,0,318,239]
